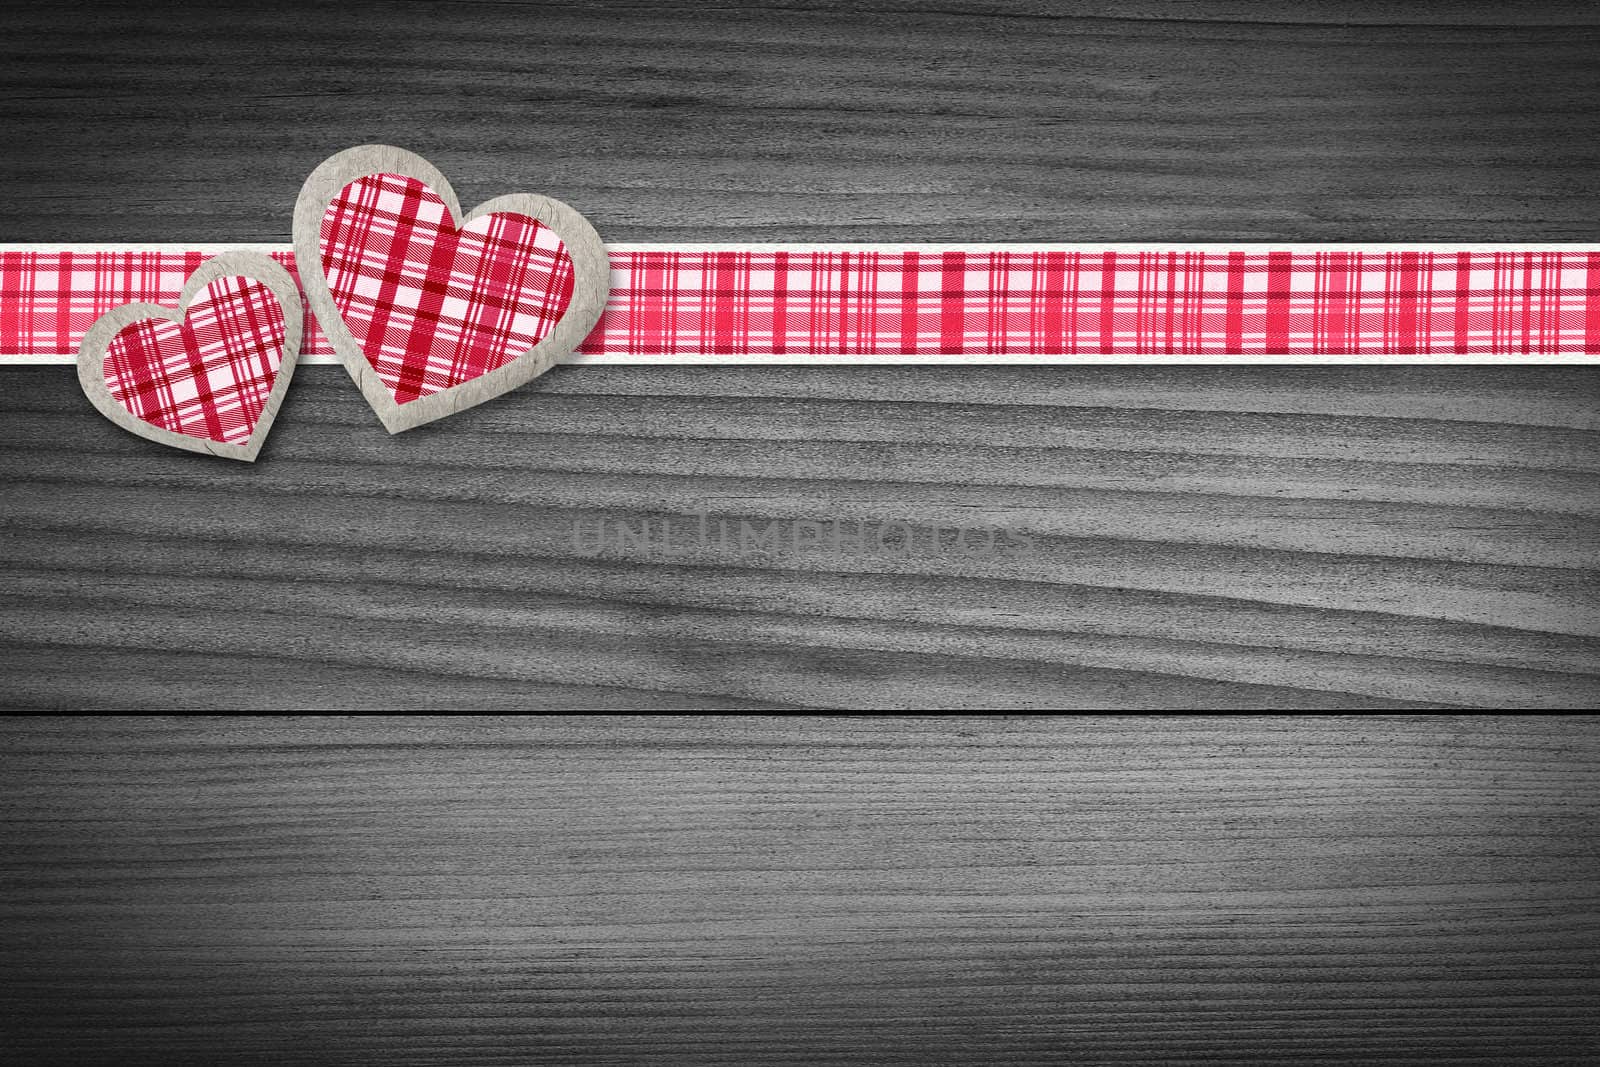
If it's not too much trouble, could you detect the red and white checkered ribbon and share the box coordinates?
[5,246,1599,362]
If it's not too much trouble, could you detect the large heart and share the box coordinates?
[76,253,303,462]
[293,145,609,433]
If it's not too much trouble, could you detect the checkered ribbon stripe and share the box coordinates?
[592,250,1600,356]
[5,249,1600,358]
[319,174,575,403]
[102,276,286,444]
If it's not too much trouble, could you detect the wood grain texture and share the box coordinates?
[2,0,1600,708]
[4,364,1599,709]
[2,715,1598,1064]
[4,1,1600,242]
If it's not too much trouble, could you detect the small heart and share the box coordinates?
[76,253,302,462]
[294,146,609,433]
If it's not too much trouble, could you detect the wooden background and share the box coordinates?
[11,6,1600,1058]
[8,8,1600,1061]
[4,2,1600,710]
[2,714,1597,1064]
[3,2,1600,709]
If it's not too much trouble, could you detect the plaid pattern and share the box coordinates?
[593,249,1600,356]
[6,248,1600,359]
[102,276,287,444]
[319,174,575,403]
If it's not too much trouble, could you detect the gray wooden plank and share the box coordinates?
[2,716,1597,1063]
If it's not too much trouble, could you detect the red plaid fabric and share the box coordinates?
[591,249,1600,356]
[5,248,1600,359]
[102,276,287,444]
[319,174,575,403]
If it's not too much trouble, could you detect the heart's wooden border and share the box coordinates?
[292,145,610,434]
[76,252,303,463]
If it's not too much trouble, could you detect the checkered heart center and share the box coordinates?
[103,276,288,445]
[319,173,577,405]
